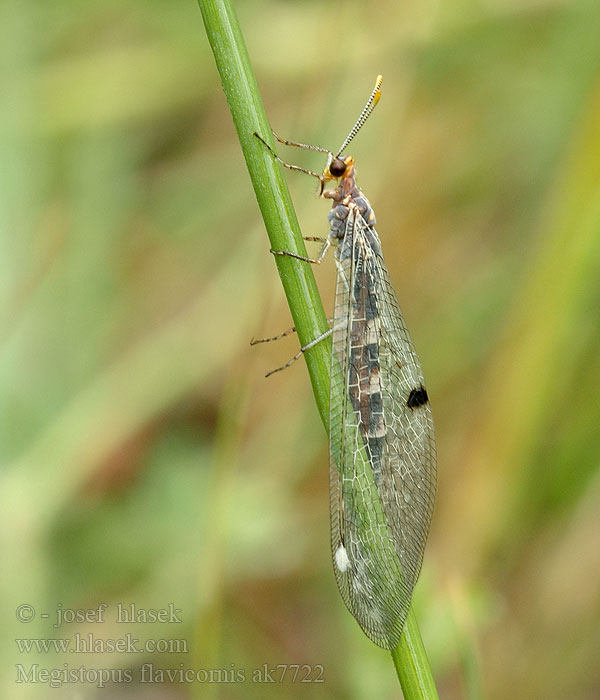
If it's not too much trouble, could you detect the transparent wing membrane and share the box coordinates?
[329,208,436,649]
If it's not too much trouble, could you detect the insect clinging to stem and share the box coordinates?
[253,75,436,649]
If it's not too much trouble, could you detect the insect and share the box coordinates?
[254,76,436,649]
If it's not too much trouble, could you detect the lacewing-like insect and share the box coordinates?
[254,76,436,649]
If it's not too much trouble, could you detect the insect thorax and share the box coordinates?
[326,184,377,244]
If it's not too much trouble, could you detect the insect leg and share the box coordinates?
[264,327,333,378]
[250,325,297,345]
[272,130,332,157]
[251,315,334,347]
[253,132,323,182]
[270,238,331,265]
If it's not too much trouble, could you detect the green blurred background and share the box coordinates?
[2,0,600,698]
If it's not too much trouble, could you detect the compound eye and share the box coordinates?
[329,158,347,177]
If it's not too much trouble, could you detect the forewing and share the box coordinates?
[329,207,436,649]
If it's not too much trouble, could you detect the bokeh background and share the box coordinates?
[2,0,600,698]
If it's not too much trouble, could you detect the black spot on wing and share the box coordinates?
[407,385,429,409]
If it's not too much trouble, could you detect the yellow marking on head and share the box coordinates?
[322,167,336,182]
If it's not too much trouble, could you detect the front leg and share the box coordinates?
[253,132,324,183]
[271,237,331,264]
[322,188,342,204]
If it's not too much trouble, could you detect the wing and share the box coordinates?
[329,206,436,649]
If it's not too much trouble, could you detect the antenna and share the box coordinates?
[335,75,383,158]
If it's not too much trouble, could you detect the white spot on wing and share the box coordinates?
[335,544,350,572]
